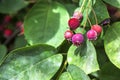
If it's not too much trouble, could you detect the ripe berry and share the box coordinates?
[91,24,102,35]
[68,18,80,30]
[73,11,83,20]
[72,33,84,46]
[4,29,13,38]
[87,29,97,40]
[4,15,12,23]
[64,30,74,41]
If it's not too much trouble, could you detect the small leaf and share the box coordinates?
[59,64,90,80]
[103,0,120,8]
[24,1,69,47]
[67,40,99,74]
[0,0,29,14]
[0,44,63,80]
[0,45,7,64]
[104,22,120,69]
[99,62,120,80]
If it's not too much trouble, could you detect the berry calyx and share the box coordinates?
[64,30,74,41]
[73,11,83,20]
[4,29,13,38]
[87,29,97,40]
[91,24,102,35]
[68,18,80,30]
[72,33,84,46]
[100,19,110,26]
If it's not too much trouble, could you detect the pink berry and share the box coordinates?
[73,11,83,20]
[87,29,97,40]
[91,24,102,35]
[4,15,12,23]
[68,18,80,30]
[16,21,23,27]
[64,30,74,41]
[72,33,84,46]
[4,29,13,38]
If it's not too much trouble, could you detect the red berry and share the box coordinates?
[87,29,97,40]
[72,33,84,46]
[68,18,80,30]
[73,11,83,20]
[91,24,102,35]
[4,15,12,23]
[4,29,13,38]
[64,30,74,41]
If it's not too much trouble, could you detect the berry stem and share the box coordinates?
[87,0,92,27]
[83,0,92,31]
[80,0,86,12]
[87,0,98,24]
[87,17,92,26]
[92,8,98,24]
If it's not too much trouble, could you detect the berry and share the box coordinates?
[68,18,80,30]
[72,33,84,46]
[73,11,83,20]
[87,29,97,40]
[4,29,13,38]
[91,24,102,35]
[64,30,74,41]
[16,21,23,27]
[4,15,12,23]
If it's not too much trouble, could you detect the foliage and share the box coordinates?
[0,0,120,80]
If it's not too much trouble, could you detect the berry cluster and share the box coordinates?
[0,15,24,38]
[64,11,102,46]
[87,24,102,40]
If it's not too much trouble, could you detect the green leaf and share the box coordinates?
[67,40,99,74]
[79,0,109,26]
[24,1,69,47]
[0,0,29,14]
[14,36,27,49]
[59,64,90,80]
[99,62,120,80]
[103,0,120,8]
[96,48,109,68]
[79,0,95,26]
[89,0,109,25]
[64,4,77,16]
[104,22,120,69]
[0,45,7,64]
[0,44,63,80]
